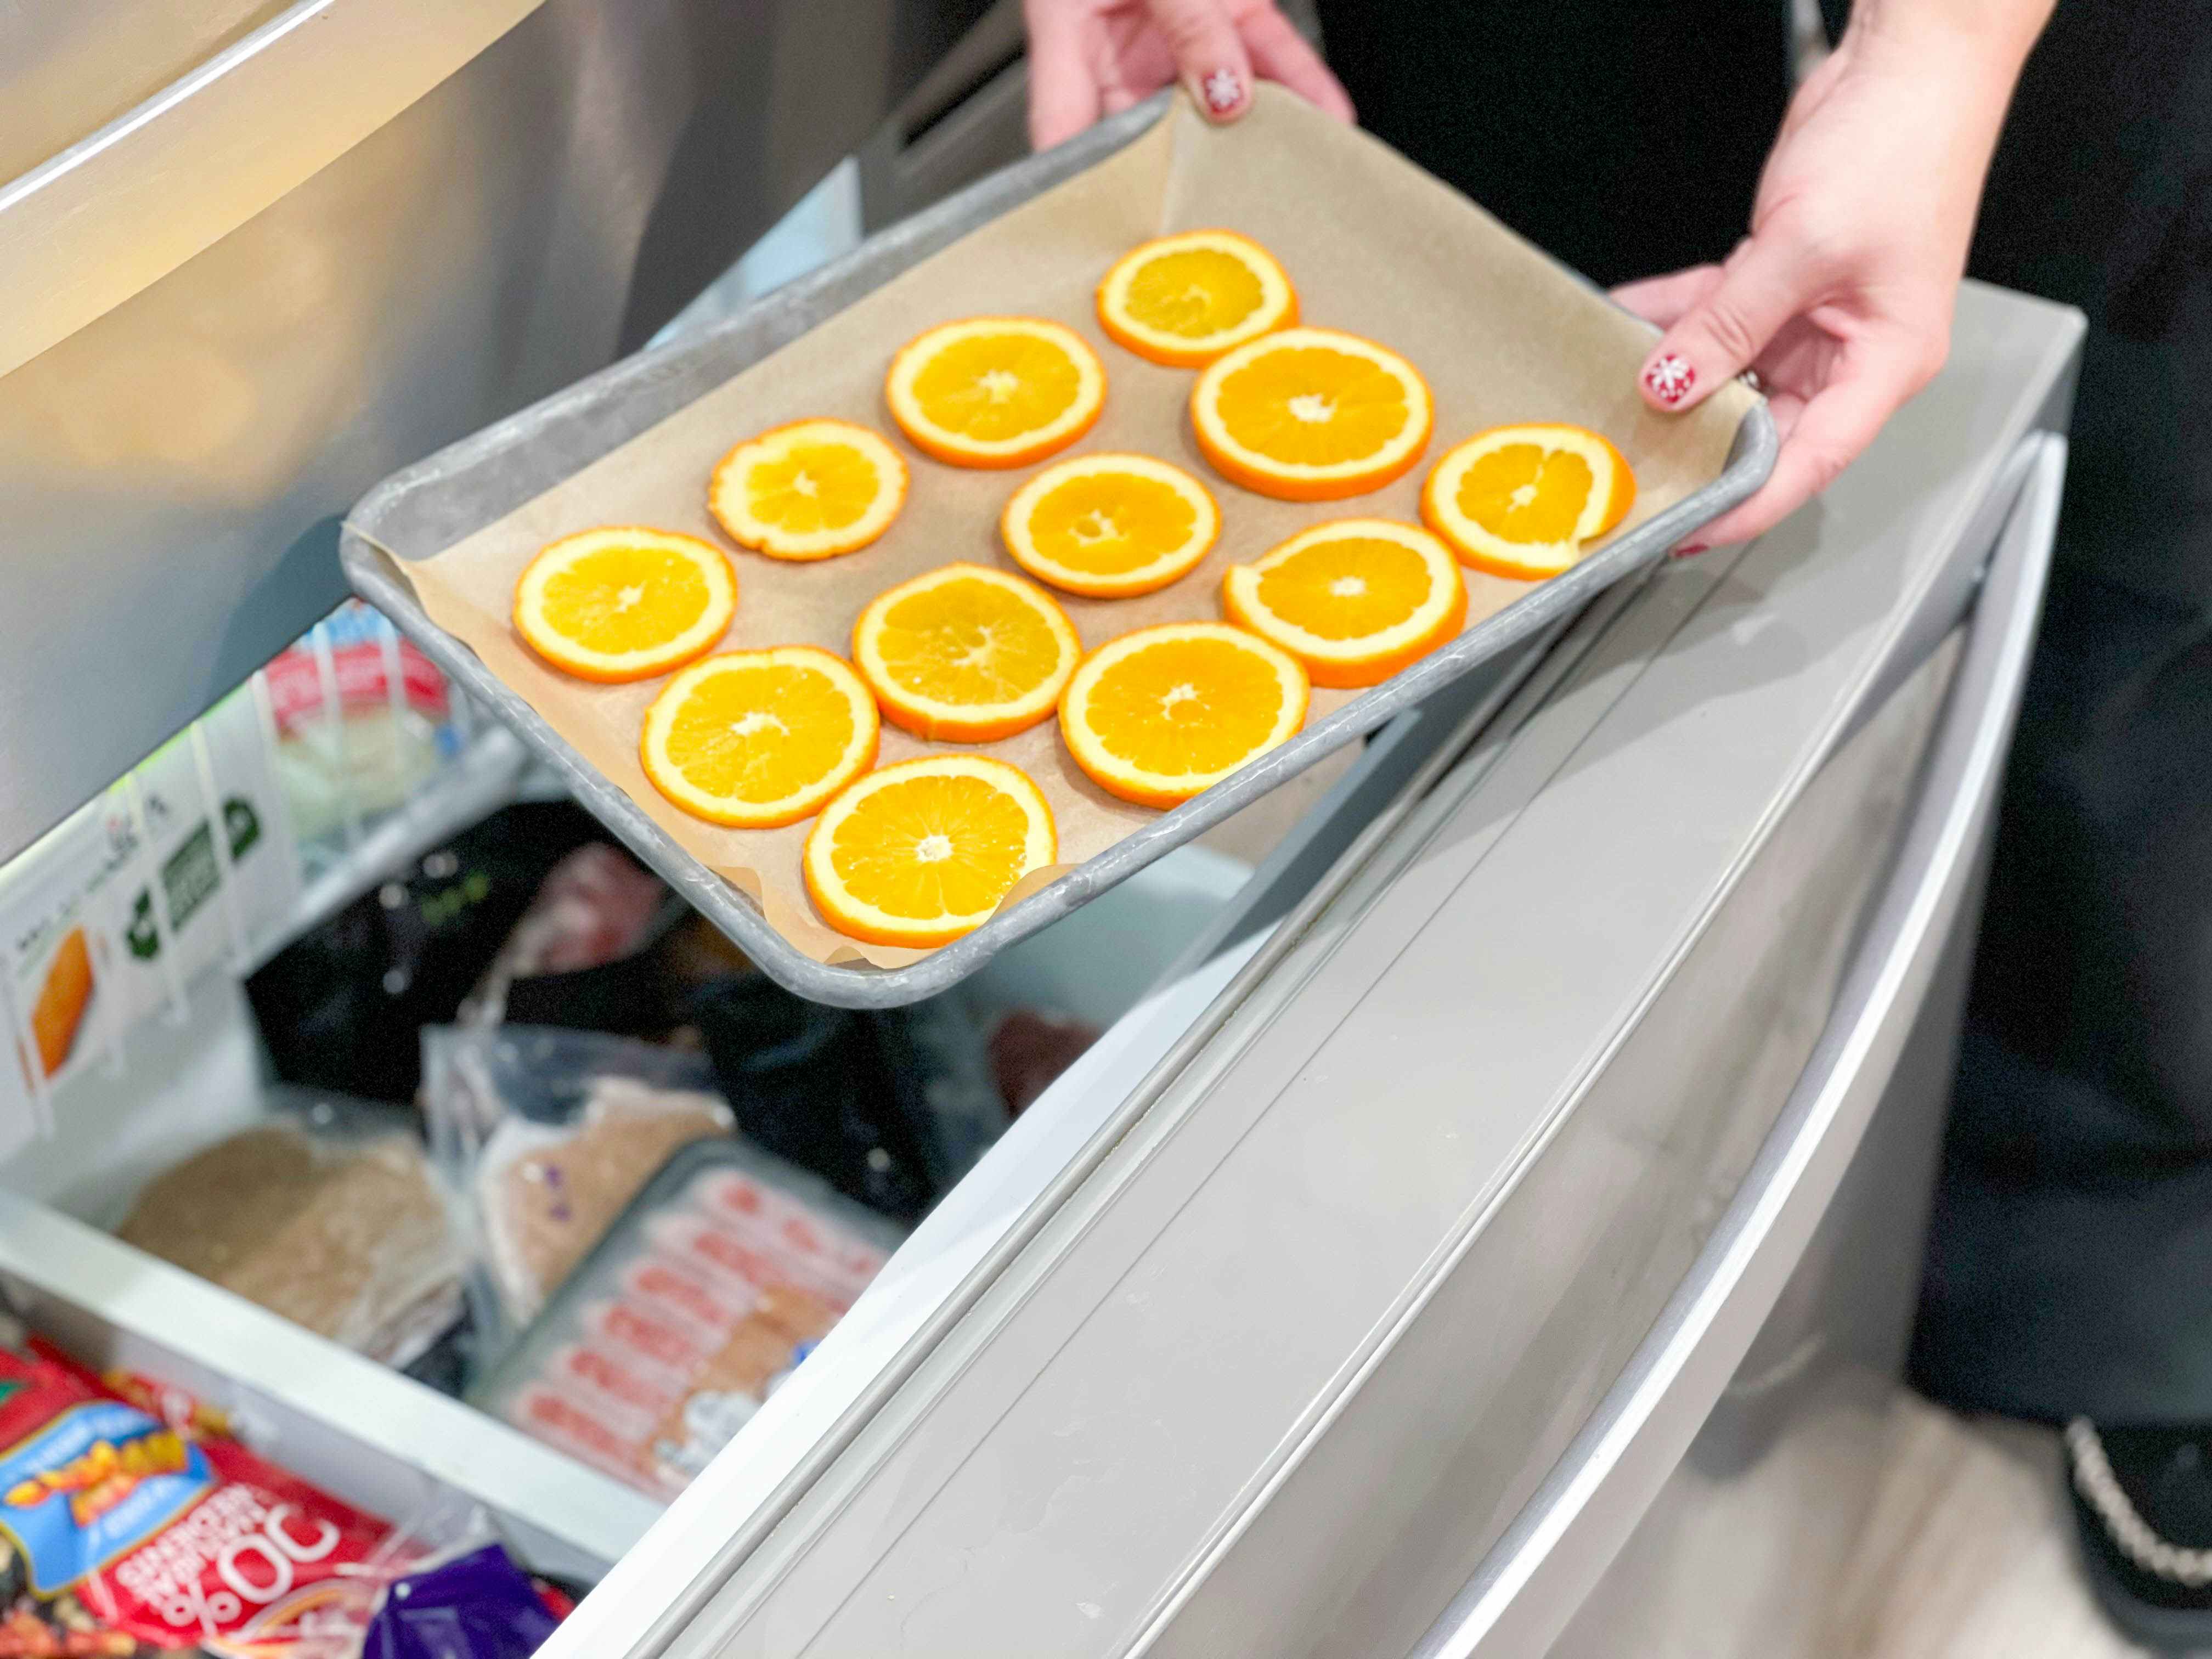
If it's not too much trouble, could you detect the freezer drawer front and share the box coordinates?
[0,0,970,864]
[1414,433,2066,1659]
[600,283,2079,1659]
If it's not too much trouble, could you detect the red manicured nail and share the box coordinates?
[1671,542,1709,560]
[1644,354,1695,407]
[1200,67,1246,116]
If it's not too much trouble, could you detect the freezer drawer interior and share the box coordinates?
[0,573,1494,1616]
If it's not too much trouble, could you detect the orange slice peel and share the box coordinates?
[1096,229,1297,367]
[1421,422,1637,580]
[1222,518,1468,689]
[708,418,907,561]
[851,563,1081,743]
[1190,326,1433,502]
[514,527,736,684]
[1059,622,1309,808]
[1000,453,1221,599]
[804,755,1058,948]
[640,646,879,828]
[886,317,1105,469]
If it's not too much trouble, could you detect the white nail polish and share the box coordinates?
[1201,67,1245,115]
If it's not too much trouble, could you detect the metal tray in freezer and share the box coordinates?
[341,94,1778,1009]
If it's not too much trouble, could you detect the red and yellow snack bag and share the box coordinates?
[0,1339,396,1657]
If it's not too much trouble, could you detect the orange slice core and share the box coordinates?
[1455,443,1598,545]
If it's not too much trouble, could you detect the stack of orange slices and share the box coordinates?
[886,317,1104,469]
[1222,519,1466,688]
[851,563,1080,742]
[1192,326,1432,501]
[709,418,907,561]
[1421,422,1636,580]
[1000,453,1220,598]
[1096,230,1296,366]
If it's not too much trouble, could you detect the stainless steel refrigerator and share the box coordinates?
[0,5,2083,1654]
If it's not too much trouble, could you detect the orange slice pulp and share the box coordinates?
[639,646,878,828]
[708,418,907,561]
[1190,326,1433,501]
[885,317,1105,468]
[1420,422,1637,579]
[804,755,1057,947]
[1095,229,1297,367]
[999,453,1221,599]
[1058,622,1308,808]
[513,527,736,683]
[1222,518,1468,689]
[851,563,1080,742]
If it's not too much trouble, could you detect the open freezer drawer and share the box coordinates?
[0,276,2076,1659]
[514,278,2075,1659]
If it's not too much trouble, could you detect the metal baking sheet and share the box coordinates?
[342,94,1777,1008]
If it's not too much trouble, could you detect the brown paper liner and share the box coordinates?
[408,87,1756,967]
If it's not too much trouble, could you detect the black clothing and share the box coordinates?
[1315,0,2212,1422]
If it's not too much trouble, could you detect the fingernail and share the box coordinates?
[1671,542,1709,560]
[1198,67,1247,117]
[1643,353,1696,408]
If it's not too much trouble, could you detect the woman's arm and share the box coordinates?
[1618,0,2053,547]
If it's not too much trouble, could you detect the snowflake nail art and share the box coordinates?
[1201,67,1245,115]
[1644,354,1695,406]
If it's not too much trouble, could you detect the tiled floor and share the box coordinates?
[1840,1395,2153,1658]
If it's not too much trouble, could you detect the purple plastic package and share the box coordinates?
[363,1543,560,1659]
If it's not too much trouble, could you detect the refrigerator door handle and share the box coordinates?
[1405,431,2067,1659]
[0,0,541,382]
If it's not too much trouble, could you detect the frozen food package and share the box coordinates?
[987,1008,1103,1117]
[352,1493,571,1659]
[360,1542,560,1659]
[262,600,462,873]
[113,1092,464,1369]
[0,1327,402,1657]
[247,802,617,1103]
[457,843,670,1028]
[470,1139,903,1500]
[685,977,1006,1224]
[420,1027,736,1353]
[0,795,134,1101]
[123,689,301,995]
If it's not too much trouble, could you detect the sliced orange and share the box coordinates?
[514,528,736,683]
[708,418,907,561]
[885,317,1105,469]
[804,755,1057,948]
[851,563,1080,742]
[1190,326,1432,501]
[1096,230,1297,367]
[999,453,1221,599]
[1059,622,1308,808]
[1222,519,1468,689]
[640,646,878,828]
[1420,422,1637,580]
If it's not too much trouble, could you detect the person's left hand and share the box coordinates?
[1613,15,2032,550]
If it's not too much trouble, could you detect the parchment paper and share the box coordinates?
[407,85,1758,968]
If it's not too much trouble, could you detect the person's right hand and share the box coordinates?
[1022,0,1353,150]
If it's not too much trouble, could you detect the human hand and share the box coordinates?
[1613,8,2042,549]
[1023,0,1353,151]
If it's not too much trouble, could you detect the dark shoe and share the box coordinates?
[2067,1418,2212,1651]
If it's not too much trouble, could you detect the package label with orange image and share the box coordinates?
[0,1339,397,1655]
